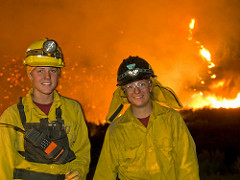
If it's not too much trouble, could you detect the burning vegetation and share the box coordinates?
[184,18,240,109]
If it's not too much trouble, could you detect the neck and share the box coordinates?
[32,92,54,104]
[131,102,153,119]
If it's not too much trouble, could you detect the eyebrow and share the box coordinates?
[36,67,57,70]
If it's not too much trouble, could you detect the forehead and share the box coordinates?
[124,79,149,86]
[34,66,58,70]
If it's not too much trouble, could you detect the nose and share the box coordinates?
[44,71,51,79]
[133,86,141,94]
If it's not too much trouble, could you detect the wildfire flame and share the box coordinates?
[190,92,240,109]
[188,19,195,40]
[188,18,240,109]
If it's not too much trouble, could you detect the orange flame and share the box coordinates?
[188,19,215,68]
[189,19,195,29]
[188,18,195,40]
[190,92,240,109]
[200,47,211,61]
[187,18,240,109]
[199,45,215,68]
[210,74,216,79]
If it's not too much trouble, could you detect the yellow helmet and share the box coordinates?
[24,38,64,67]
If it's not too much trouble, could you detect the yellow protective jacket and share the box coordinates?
[93,78,199,180]
[0,89,90,180]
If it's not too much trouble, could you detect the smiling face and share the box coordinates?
[29,66,59,99]
[123,79,153,109]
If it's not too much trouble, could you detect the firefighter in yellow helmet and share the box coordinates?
[0,38,90,180]
[93,56,200,179]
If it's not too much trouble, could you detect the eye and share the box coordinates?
[126,85,134,89]
[36,69,44,73]
[50,69,57,73]
[138,82,146,87]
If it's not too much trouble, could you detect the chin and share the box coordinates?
[41,90,54,95]
[132,102,148,108]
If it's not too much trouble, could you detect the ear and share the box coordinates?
[149,83,153,92]
[26,66,36,81]
[28,72,33,81]
[57,68,61,77]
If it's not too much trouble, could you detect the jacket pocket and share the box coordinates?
[154,137,174,163]
[120,142,143,167]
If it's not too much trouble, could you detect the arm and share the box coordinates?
[93,128,119,180]
[0,110,18,179]
[67,105,91,179]
[173,111,200,180]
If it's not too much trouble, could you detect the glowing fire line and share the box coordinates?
[190,92,240,109]
[188,18,240,109]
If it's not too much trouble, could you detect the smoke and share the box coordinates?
[1,0,240,123]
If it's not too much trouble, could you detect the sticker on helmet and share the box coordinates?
[126,63,136,70]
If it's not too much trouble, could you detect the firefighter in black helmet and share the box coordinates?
[94,56,200,180]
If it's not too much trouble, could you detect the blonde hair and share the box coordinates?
[26,66,36,78]
[26,66,61,79]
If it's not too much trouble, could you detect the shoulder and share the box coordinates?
[153,102,184,125]
[107,111,130,137]
[57,96,86,126]
[59,95,83,110]
[154,102,181,116]
[0,103,21,125]
[107,119,119,135]
[1,103,18,115]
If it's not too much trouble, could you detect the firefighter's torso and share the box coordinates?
[18,98,76,165]
[12,95,76,179]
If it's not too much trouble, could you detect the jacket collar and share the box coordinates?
[124,101,170,122]
[106,77,182,123]
[23,88,62,112]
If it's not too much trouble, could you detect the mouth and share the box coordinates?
[42,82,51,85]
[133,95,144,99]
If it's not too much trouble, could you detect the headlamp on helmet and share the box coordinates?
[43,40,58,53]
[24,38,64,67]
[118,68,153,82]
[26,39,62,60]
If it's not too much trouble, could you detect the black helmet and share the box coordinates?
[117,56,155,86]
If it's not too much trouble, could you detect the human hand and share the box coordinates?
[65,170,82,180]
